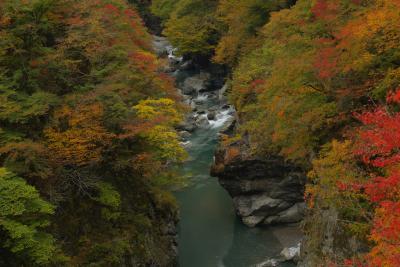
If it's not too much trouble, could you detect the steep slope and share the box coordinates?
[149,0,400,266]
[0,0,184,266]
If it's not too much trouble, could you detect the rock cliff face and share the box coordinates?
[211,136,306,227]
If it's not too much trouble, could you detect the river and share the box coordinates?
[154,36,301,267]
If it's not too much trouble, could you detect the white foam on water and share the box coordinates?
[208,109,233,129]
[167,45,183,62]
[195,93,208,101]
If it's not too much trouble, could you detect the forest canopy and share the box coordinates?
[0,0,185,265]
[1,0,400,266]
[150,0,400,265]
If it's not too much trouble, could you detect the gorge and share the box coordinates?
[153,36,303,266]
[0,0,399,266]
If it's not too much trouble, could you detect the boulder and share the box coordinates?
[263,203,305,225]
[221,104,231,110]
[195,115,210,127]
[207,111,217,120]
[280,243,301,262]
[176,117,197,132]
[181,72,211,95]
[234,194,292,218]
[255,258,282,267]
[255,243,301,267]
[179,131,191,140]
[179,124,196,133]
[211,140,306,227]
[152,36,170,57]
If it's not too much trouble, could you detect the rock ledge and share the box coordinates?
[211,137,306,227]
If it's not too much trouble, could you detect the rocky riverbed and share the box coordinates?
[154,35,302,267]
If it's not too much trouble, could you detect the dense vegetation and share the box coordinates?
[2,0,399,265]
[0,0,186,266]
[151,0,400,266]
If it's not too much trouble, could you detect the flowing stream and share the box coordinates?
[154,36,301,267]
[175,128,299,267]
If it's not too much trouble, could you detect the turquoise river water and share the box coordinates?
[174,108,299,267]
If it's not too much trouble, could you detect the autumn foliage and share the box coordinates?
[1,0,400,265]
[351,93,400,266]
[152,0,400,263]
[0,0,183,265]
[156,0,400,265]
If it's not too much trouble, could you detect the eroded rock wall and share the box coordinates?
[211,136,306,227]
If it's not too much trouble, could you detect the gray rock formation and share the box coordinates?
[177,115,197,132]
[179,130,191,140]
[207,111,216,120]
[255,243,301,267]
[181,72,211,95]
[152,36,170,57]
[280,242,301,262]
[195,115,210,128]
[211,138,306,227]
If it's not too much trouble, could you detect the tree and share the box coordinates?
[150,0,177,20]
[0,168,56,265]
[133,98,187,163]
[44,103,115,167]
[162,0,220,56]
[0,0,184,265]
[353,96,400,266]
[214,0,295,66]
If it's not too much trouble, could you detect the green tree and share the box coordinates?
[0,168,55,265]
[150,0,177,20]
[162,0,220,56]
